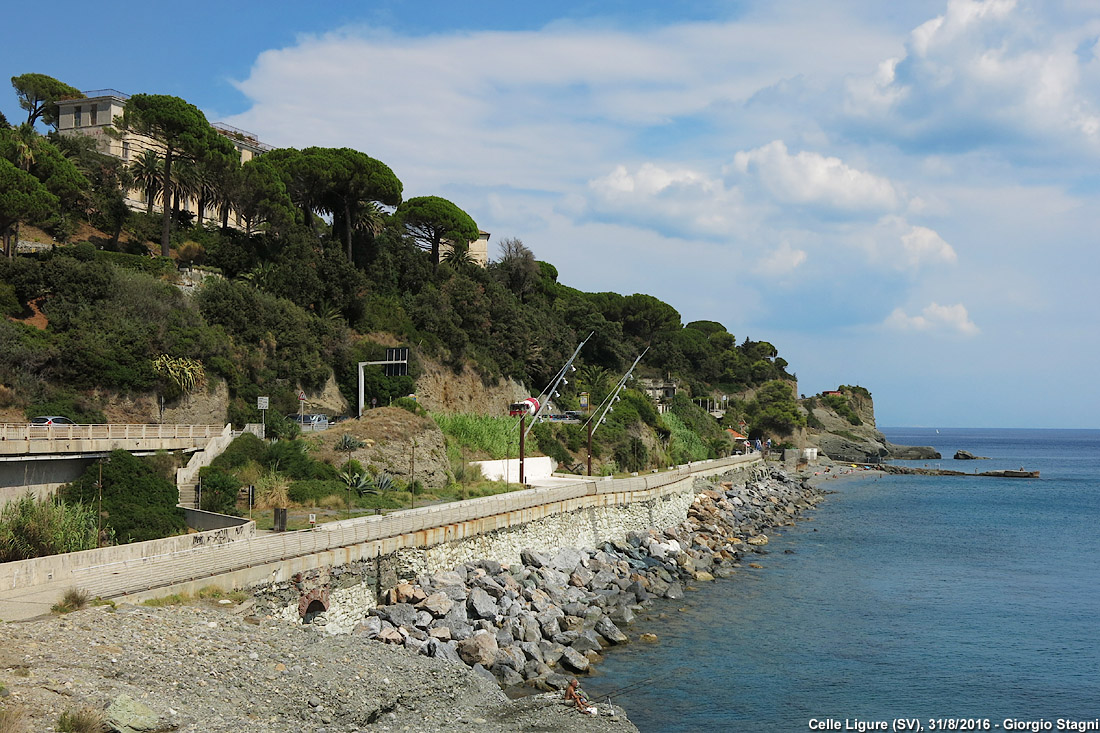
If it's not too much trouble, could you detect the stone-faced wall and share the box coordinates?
[260,479,714,634]
[252,461,765,635]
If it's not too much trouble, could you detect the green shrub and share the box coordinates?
[198,466,241,515]
[264,413,300,441]
[24,392,107,425]
[531,421,573,466]
[0,282,19,317]
[51,588,89,615]
[0,493,101,562]
[212,433,268,471]
[614,437,649,473]
[265,440,336,481]
[57,706,106,732]
[62,450,186,543]
[287,479,343,505]
[662,412,710,463]
[393,396,425,416]
[822,394,862,425]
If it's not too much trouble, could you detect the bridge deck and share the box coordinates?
[0,423,224,457]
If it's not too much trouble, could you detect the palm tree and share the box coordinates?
[4,124,44,256]
[128,150,162,215]
[441,241,477,269]
[578,365,612,407]
[334,433,366,517]
[10,123,41,173]
[171,159,202,226]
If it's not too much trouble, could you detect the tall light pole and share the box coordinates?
[585,348,648,476]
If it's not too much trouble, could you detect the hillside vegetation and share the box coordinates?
[0,74,846,555]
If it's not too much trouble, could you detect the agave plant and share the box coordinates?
[151,354,206,396]
[372,472,395,494]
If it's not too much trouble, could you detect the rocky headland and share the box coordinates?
[802,388,940,463]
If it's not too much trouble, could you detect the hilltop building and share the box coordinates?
[440,230,491,267]
[55,89,271,229]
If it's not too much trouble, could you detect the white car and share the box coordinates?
[285,413,329,431]
[31,416,77,426]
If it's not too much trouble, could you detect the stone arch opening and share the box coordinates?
[297,587,329,624]
[302,599,327,624]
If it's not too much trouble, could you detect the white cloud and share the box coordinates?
[901,224,958,266]
[586,163,747,238]
[841,0,1100,156]
[884,302,979,335]
[753,241,808,277]
[730,140,902,213]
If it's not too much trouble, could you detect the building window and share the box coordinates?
[122,141,130,161]
[74,106,82,126]
[89,103,98,125]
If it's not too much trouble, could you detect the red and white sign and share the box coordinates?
[297,391,306,402]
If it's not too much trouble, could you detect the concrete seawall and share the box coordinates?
[257,460,764,633]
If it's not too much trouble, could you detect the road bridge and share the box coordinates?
[0,423,228,504]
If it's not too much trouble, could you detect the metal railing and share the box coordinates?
[0,423,224,443]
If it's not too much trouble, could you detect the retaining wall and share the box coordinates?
[261,459,763,633]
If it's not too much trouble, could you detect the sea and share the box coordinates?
[586,428,1100,732]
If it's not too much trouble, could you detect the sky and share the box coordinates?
[3,0,1099,428]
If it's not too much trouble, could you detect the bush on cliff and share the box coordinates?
[822,393,862,425]
[745,380,806,437]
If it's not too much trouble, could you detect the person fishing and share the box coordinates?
[564,678,596,715]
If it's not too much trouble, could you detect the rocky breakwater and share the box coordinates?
[357,467,823,690]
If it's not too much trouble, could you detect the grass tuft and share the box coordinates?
[57,707,106,733]
[51,587,89,614]
[0,704,27,733]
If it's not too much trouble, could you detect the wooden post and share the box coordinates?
[519,414,526,486]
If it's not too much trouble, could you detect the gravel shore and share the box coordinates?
[0,602,637,732]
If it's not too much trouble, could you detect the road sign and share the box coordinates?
[580,392,589,409]
[257,396,269,410]
[297,391,306,402]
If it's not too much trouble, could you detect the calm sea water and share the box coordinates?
[587,428,1100,732]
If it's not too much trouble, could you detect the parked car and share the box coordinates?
[285,413,329,431]
[30,416,76,426]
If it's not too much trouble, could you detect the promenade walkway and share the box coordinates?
[0,453,762,622]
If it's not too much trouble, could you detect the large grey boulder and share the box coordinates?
[467,587,499,620]
[551,547,585,573]
[596,616,628,644]
[559,646,590,672]
[106,694,161,733]
[375,603,418,629]
[520,548,550,568]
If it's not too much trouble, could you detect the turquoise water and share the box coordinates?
[587,428,1100,732]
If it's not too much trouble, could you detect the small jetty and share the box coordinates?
[879,465,1039,479]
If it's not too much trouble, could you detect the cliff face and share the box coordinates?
[800,389,938,463]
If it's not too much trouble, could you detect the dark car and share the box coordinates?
[30,416,76,426]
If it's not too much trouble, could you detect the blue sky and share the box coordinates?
[4,0,1098,428]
